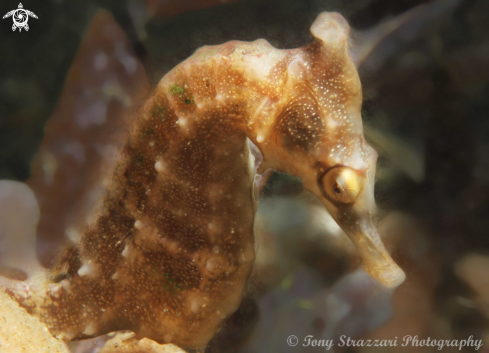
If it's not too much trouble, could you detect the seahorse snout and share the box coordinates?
[312,164,405,288]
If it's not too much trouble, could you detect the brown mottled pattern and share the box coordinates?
[9,12,405,350]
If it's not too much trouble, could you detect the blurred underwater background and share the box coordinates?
[1,0,489,352]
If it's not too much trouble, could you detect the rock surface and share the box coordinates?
[0,290,69,353]
[100,332,185,353]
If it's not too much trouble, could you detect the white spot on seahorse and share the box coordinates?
[193,251,236,279]
[78,261,98,278]
[155,158,167,173]
[176,116,188,128]
[207,222,222,243]
[187,291,206,313]
[82,323,97,336]
[57,330,76,341]
[122,243,132,258]
[134,220,143,229]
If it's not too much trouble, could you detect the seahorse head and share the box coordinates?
[263,12,405,287]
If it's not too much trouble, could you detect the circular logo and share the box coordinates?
[287,335,299,346]
[13,9,28,27]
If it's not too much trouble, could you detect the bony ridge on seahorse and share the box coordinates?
[7,11,405,350]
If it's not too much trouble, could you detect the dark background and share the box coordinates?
[1,0,489,352]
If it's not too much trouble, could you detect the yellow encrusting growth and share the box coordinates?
[99,332,186,353]
[0,290,69,353]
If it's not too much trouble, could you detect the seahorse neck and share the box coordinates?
[157,39,295,152]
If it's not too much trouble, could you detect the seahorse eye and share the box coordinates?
[321,167,363,204]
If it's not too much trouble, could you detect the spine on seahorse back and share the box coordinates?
[11,38,290,348]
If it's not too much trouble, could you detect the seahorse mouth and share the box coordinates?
[347,218,406,288]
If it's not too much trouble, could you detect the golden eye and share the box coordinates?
[321,167,363,204]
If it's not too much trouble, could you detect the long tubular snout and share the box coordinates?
[349,218,405,288]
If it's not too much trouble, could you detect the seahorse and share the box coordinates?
[7,12,405,350]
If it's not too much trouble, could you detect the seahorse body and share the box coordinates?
[9,12,405,349]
